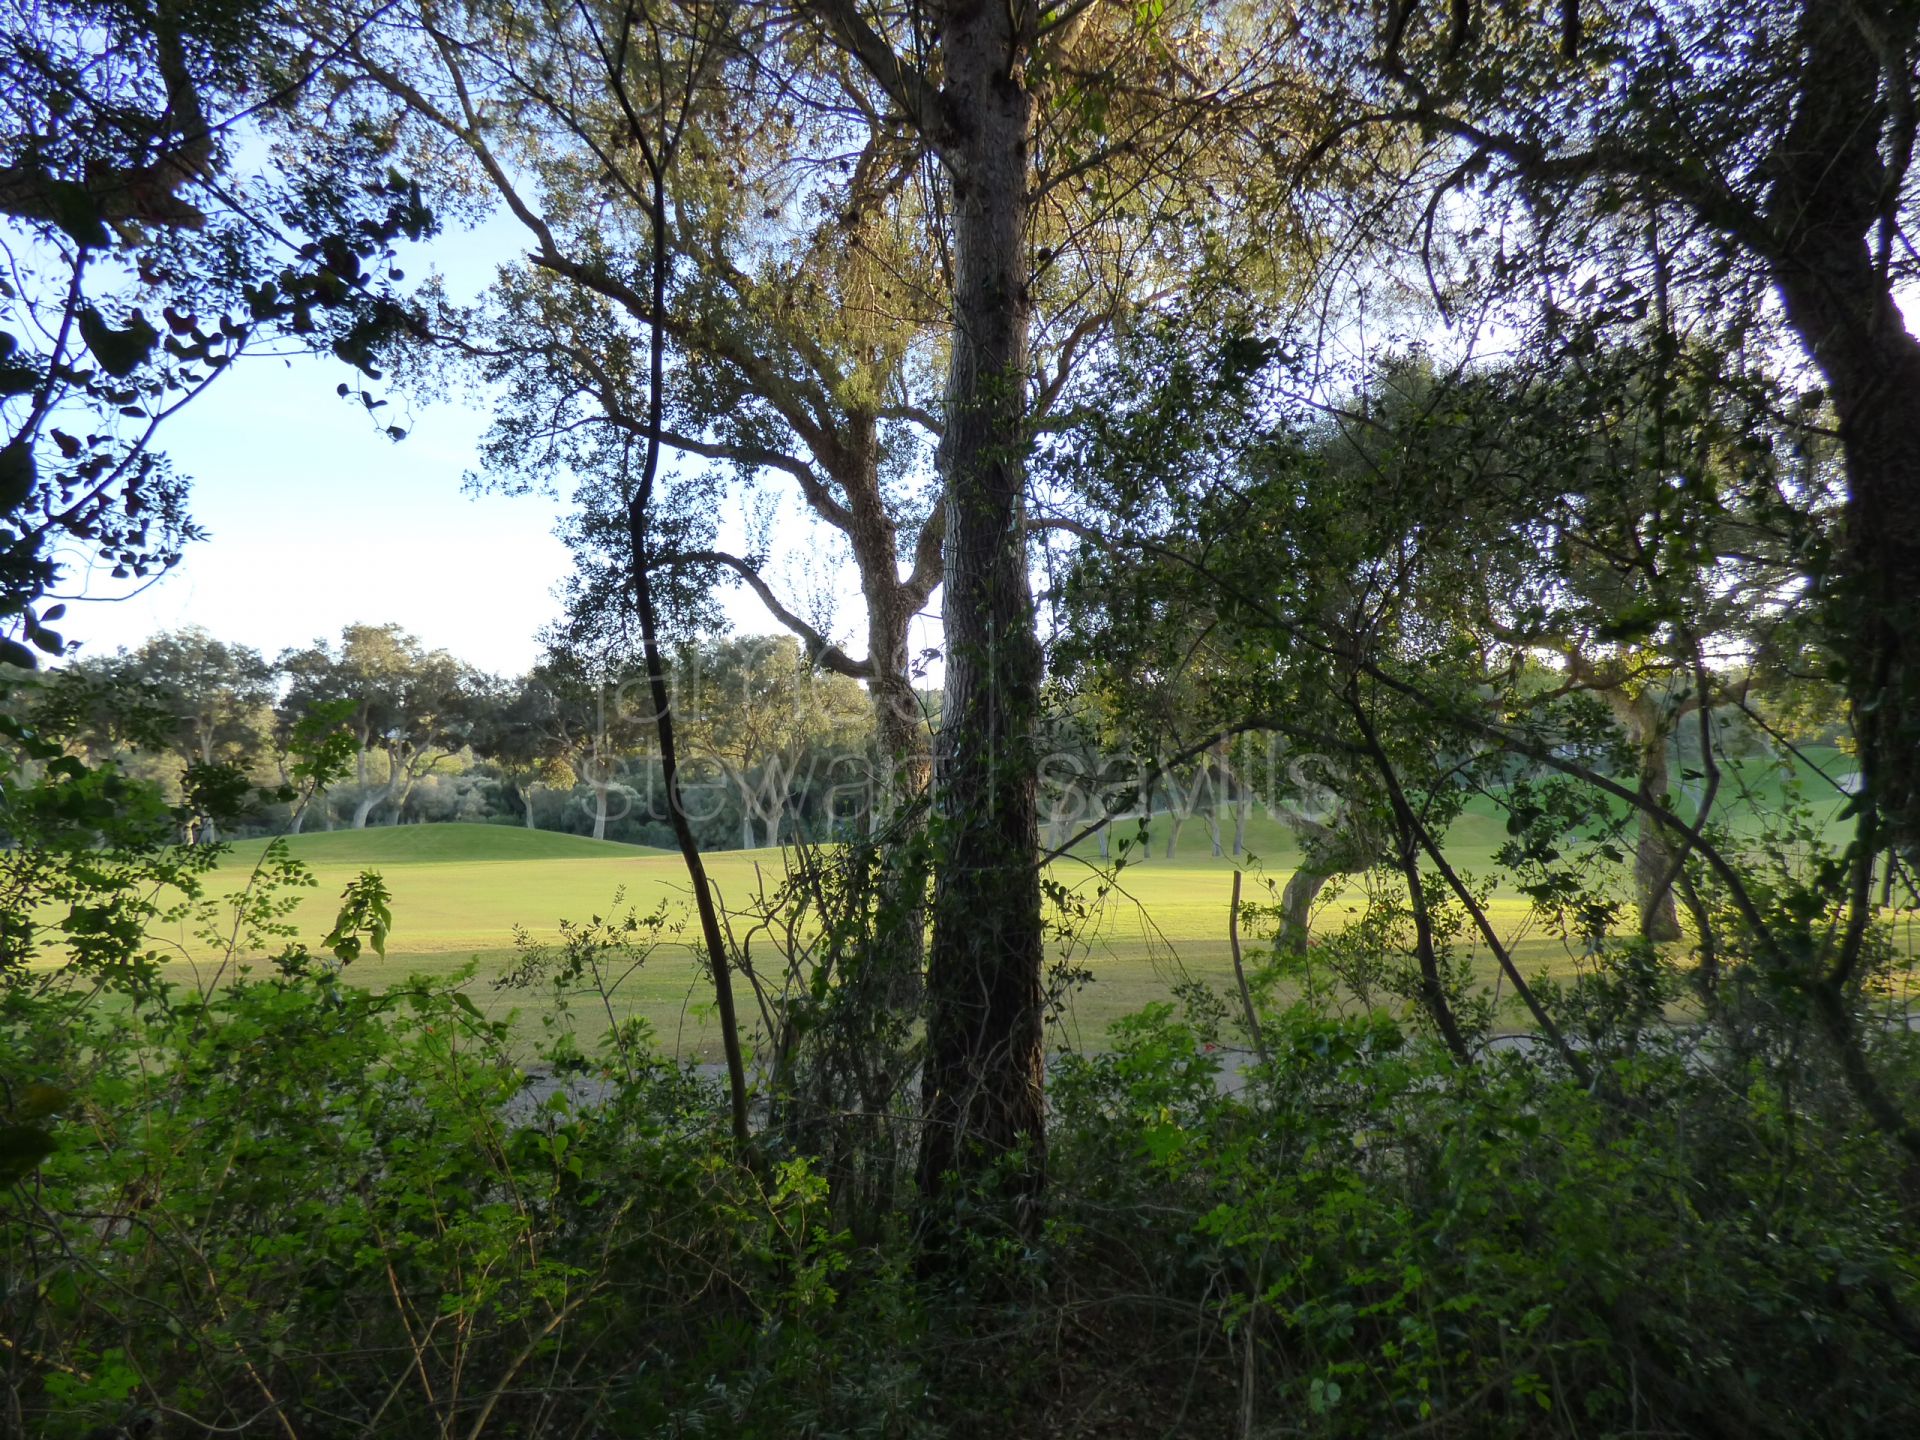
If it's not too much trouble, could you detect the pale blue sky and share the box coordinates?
[55,213,896,677]
[61,348,573,673]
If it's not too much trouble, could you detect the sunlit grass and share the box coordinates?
[85,812,1721,1061]
[71,749,1875,1060]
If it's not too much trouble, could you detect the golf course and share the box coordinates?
[162,748,1871,1060]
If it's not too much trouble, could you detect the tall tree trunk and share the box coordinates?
[918,0,1046,1222]
[1233,792,1250,856]
[1765,1,1920,859]
[626,104,751,1147]
[523,783,537,829]
[592,780,609,842]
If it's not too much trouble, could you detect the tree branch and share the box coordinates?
[663,548,874,679]
[807,0,952,154]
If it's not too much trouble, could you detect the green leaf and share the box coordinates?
[324,870,393,963]
[0,331,36,396]
[0,1124,57,1183]
[0,440,34,512]
[42,179,111,248]
[78,306,160,378]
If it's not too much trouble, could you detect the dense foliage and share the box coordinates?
[7,0,1920,1434]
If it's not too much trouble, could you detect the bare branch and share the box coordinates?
[663,548,874,680]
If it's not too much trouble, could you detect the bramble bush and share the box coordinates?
[7,681,1920,1437]
[1047,982,1920,1439]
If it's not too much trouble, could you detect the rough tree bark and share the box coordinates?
[1762,1,1920,861]
[912,0,1047,1219]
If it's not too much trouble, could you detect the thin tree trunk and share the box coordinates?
[1279,866,1331,955]
[917,0,1046,1225]
[1346,688,1471,1064]
[1395,809,1472,1065]
[1633,724,1684,943]
[1228,869,1266,1061]
[350,746,377,829]
[839,432,934,1007]
[628,134,750,1148]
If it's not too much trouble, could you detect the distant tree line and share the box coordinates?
[5,624,903,850]
[7,609,1843,881]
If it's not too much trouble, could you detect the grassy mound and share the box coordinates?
[223,822,669,867]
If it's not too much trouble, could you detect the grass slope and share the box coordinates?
[222,822,670,866]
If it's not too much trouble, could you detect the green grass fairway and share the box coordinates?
[129,753,1873,1060]
[120,812,1566,1061]
[176,825,759,1058]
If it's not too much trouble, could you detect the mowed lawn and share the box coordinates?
[146,754,1866,1061]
